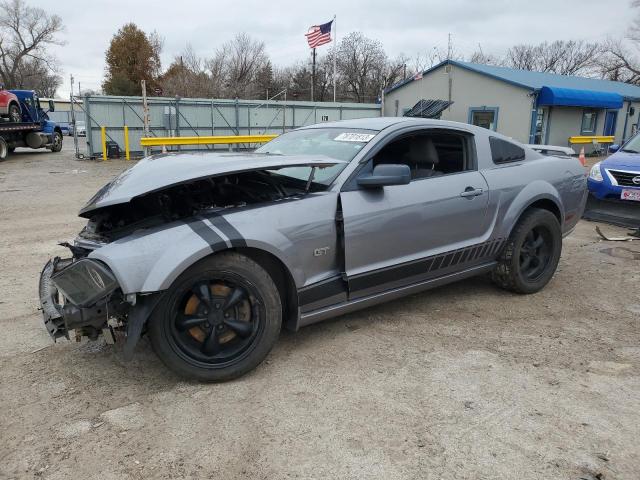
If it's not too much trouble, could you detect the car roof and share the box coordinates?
[300,117,491,133]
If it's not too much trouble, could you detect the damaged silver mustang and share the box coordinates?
[39,118,587,381]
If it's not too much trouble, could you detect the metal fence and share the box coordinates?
[76,95,382,158]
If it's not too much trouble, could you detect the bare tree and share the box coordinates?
[595,2,640,84]
[160,44,217,98]
[0,0,64,94]
[211,33,268,98]
[13,57,61,96]
[468,46,504,66]
[505,40,601,76]
[337,32,395,102]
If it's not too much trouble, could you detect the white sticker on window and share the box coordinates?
[334,132,375,143]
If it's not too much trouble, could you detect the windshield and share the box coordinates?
[255,127,377,185]
[621,134,640,153]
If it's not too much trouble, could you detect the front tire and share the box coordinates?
[148,252,282,381]
[0,137,7,160]
[492,208,562,294]
[50,131,63,152]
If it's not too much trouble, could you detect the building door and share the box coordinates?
[533,107,549,144]
[603,110,618,136]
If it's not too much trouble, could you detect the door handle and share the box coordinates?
[460,187,484,198]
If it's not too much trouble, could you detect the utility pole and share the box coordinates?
[283,89,287,133]
[141,80,150,157]
[447,33,453,109]
[69,74,79,158]
[332,14,337,102]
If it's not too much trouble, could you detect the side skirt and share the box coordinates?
[298,261,496,328]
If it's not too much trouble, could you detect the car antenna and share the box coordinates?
[305,167,317,193]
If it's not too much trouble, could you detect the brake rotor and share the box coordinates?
[183,282,251,344]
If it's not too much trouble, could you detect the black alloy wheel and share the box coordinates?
[149,252,282,381]
[518,226,552,281]
[170,279,262,366]
[492,208,562,294]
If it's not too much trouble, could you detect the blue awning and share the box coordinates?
[538,86,623,109]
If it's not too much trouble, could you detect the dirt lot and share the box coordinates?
[1,143,639,480]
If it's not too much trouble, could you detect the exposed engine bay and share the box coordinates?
[79,170,315,242]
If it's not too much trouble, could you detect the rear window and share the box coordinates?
[489,137,525,164]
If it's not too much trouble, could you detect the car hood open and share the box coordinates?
[79,152,344,216]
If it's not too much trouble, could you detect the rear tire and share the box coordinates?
[492,208,562,294]
[148,252,282,381]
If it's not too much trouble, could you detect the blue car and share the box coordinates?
[588,136,640,202]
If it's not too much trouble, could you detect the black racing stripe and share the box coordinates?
[298,276,348,307]
[204,212,248,247]
[348,239,504,296]
[187,219,227,251]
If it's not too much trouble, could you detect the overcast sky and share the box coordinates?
[27,0,632,98]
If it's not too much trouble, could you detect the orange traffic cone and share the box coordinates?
[578,147,586,166]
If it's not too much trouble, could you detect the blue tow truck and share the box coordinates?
[0,90,63,160]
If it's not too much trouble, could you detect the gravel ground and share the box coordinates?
[0,143,639,480]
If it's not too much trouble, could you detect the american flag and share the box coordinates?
[305,20,333,49]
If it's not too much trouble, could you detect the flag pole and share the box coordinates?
[333,14,337,102]
[311,47,316,101]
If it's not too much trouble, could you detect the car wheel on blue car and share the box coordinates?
[148,252,282,381]
[492,208,562,294]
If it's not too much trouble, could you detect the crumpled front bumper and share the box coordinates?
[38,257,124,341]
[39,257,71,340]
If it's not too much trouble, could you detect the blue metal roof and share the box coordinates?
[538,86,623,109]
[385,60,640,101]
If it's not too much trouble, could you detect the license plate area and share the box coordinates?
[620,188,640,202]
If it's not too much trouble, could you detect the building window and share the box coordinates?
[581,110,597,134]
[468,107,499,131]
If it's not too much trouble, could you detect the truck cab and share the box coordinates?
[0,90,63,159]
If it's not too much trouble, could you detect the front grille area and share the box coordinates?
[607,169,640,187]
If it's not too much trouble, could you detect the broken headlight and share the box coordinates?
[50,258,118,307]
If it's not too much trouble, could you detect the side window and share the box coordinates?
[373,132,472,180]
[489,137,525,164]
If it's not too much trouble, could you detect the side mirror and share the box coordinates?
[48,99,55,112]
[357,164,411,188]
[609,144,620,153]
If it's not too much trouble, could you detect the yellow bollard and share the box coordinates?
[101,126,107,161]
[124,125,130,160]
